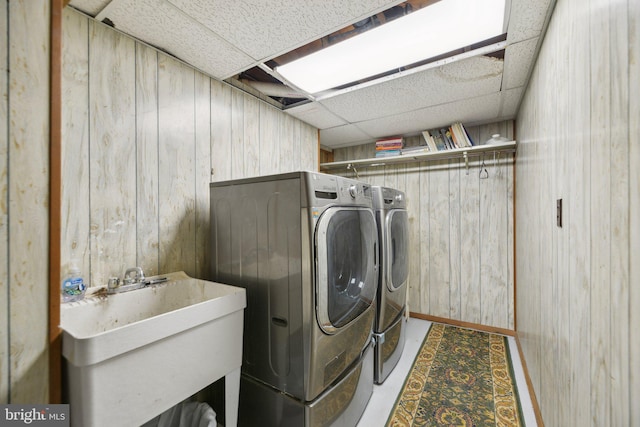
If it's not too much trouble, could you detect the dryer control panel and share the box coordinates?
[305,172,372,207]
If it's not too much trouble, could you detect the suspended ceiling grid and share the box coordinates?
[69,0,555,149]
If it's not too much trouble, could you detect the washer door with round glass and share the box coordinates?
[315,207,378,334]
[386,209,409,291]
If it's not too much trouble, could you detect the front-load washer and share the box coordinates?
[371,186,409,384]
[208,171,378,427]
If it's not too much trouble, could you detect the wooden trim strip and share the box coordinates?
[512,120,517,331]
[409,312,516,337]
[49,0,63,404]
[514,333,545,426]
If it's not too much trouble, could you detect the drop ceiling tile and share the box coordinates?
[320,124,373,148]
[354,92,502,139]
[500,86,525,117]
[318,56,503,123]
[507,0,553,44]
[503,37,539,89]
[96,0,255,79]
[286,102,348,129]
[69,0,112,16]
[168,0,403,61]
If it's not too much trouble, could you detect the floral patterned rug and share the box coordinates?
[386,323,524,427]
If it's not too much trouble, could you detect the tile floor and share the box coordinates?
[357,317,538,426]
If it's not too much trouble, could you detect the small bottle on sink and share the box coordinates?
[61,259,86,303]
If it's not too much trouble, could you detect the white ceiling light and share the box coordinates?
[276,0,506,94]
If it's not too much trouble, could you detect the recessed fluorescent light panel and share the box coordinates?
[276,0,506,94]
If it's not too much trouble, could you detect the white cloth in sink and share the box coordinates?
[142,401,216,427]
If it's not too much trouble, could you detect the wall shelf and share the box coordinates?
[320,140,517,172]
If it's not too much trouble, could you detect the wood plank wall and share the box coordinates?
[331,121,515,330]
[515,0,639,425]
[0,6,318,403]
[1,0,51,404]
[0,0,9,404]
[61,9,318,290]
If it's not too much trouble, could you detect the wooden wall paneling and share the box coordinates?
[478,152,509,329]
[629,1,640,425]
[503,152,514,335]
[516,0,638,424]
[290,119,303,170]
[447,160,461,321]
[506,154,515,331]
[259,103,280,175]
[210,80,232,182]
[279,113,295,172]
[231,89,245,178]
[589,0,612,424]
[243,94,260,177]
[515,105,542,398]
[609,0,630,423]
[552,1,570,424]
[301,122,318,171]
[8,0,50,402]
[290,117,302,171]
[418,161,430,314]
[354,144,376,183]
[135,42,160,276]
[536,19,559,421]
[60,9,93,286]
[194,72,211,278]
[566,0,592,423]
[0,0,8,404]
[459,158,481,324]
[404,163,422,315]
[428,160,450,318]
[329,120,515,326]
[383,164,399,190]
[538,46,551,418]
[61,10,90,285]
[158,56,196,275]
[89,21,136,287]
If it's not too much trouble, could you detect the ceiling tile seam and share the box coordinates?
[92,0,112,17]
[96,0,254,79]
[318,72,504,125]
[306,102,355,130]
[221,1,411,79]
[68,6,291,113]
[313,40,508,103]
[347,90,505,128]
[244,0,409,68]
[159,0,256,70]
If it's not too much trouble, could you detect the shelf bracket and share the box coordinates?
[463,151,469,175]
[347,163,360,179]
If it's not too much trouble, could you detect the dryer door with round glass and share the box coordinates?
[315,207,378,335]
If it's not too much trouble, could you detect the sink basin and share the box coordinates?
[61,271,246,427]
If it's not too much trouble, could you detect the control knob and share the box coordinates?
[348,185,358,198]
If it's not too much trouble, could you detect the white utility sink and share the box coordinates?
[61,271,246,427]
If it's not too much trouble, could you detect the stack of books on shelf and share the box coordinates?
[375,136,403,158]
[421,122,475,152]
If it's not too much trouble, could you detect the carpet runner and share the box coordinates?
[386,323,524,427]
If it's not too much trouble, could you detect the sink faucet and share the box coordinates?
[107,267,146,294]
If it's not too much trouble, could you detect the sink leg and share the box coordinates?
[225,368,241,427]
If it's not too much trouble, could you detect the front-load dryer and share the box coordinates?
[209,171,378,427]
[371,186,409,384]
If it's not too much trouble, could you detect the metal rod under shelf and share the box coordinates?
[319,140,517,171]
